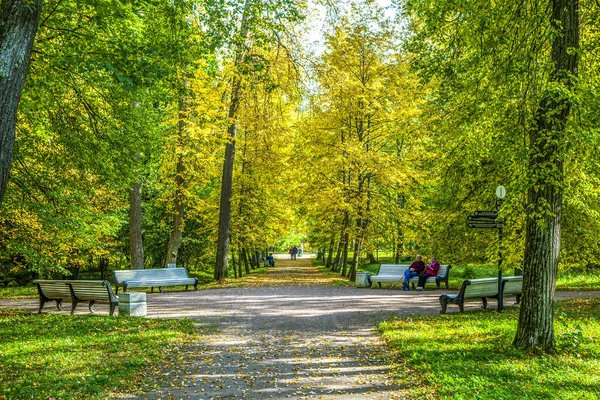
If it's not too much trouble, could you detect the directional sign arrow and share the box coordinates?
[473,211,498,218]
[468,222,504,229]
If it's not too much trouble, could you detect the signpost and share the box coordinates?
[467,186,506,312]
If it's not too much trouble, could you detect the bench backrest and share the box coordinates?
[69,280,117,302]
[376,264,410,276]
[34,280,72,299]
[114,268,189,284]
[438,265,450,278]
[503,276,523,295]
[463,278,501,298]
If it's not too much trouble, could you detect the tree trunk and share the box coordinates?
[242,247,250,274]
[326,236,335,268]
[237,248,243,277]
[367,252,376,264]
[341,232,349,277]
[129,181,144,269]
[395,226,403,264]
[0,0,42,207]
[165,97,186,267]
[214,0,251,281]
[513,0,578,353]
[231,243,237,278]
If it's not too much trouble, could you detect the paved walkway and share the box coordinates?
[2,258,599,399]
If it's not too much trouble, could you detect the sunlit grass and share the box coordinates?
[379,298,600,399]
[0,310,196,399]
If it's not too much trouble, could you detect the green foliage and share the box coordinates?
[0,311,195,399]
[378,298,600,399]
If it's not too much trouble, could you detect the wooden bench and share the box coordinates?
[34,279,72,313]
[409,264,452,289]
[369,264,410,287]
[113,268,198,294]
[34,279,119,316]
[439,276,523,313]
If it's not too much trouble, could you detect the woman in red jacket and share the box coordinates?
[416,256,440,290]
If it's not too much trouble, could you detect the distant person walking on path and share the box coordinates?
[416,256,440,290]
[289,247,294,260]
[298,243,304,257]
[403,255,425,291]
[292,246,298,260]
[267,253,275,267]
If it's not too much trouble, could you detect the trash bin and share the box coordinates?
[356,272,372,288]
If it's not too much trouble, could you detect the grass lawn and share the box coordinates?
[378,298,600,399]
[0,311,196,399]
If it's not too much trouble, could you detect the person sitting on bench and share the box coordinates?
[403,255,425,291]
[416,256,440,290]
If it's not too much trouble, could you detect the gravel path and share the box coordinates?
[2,257,599,399]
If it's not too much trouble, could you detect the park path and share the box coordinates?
[122,256,431,399]
[2,258,599,399]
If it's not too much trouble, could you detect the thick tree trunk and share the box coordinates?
[165,97,186,267]
[513,0,578,353]
[129,181,144,269]
[0,0,42,207]
[214,0,251,281]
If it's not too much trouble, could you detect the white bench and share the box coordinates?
[369,264,451,289]
[409,264,452,289]
[113,268,198,293]
[369,264,410,287]
[439,276,523,313]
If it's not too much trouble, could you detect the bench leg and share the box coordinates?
[159,287,163,293]
[515,294,521,304]
[439,295,449,314]
[109,302,117,316]
[115,286,119,295]
[458,301,464,312]
[185,285,189,291]
[56,299,63,311]
[481,297,488,309]
[194,282,198,291]
[378,282,382,288]
[89,300,96,314]
[71,300,78,315]
[38,298,46,314]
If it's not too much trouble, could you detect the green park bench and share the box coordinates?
[34,279,119,316]
[113,268,198,294]
[439,276,523,313]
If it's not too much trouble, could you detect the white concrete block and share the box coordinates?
[118,301,147,317]
[119,292,146,303]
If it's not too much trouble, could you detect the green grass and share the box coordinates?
[0,311,196,399]
[378,298,600,399]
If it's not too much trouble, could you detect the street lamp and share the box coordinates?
[496,185,505,312]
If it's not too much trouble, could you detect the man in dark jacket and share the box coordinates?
[403,255,425,291]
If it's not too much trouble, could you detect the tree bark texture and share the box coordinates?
[326,236,335,269]
[129,181,145,269]
[165,97,187,267]
[0,0,42,207]
[513,0,578,353]
[214,0,251,281]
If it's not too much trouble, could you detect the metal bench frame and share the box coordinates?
[34,279,119,316]
[439,276,523,313]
